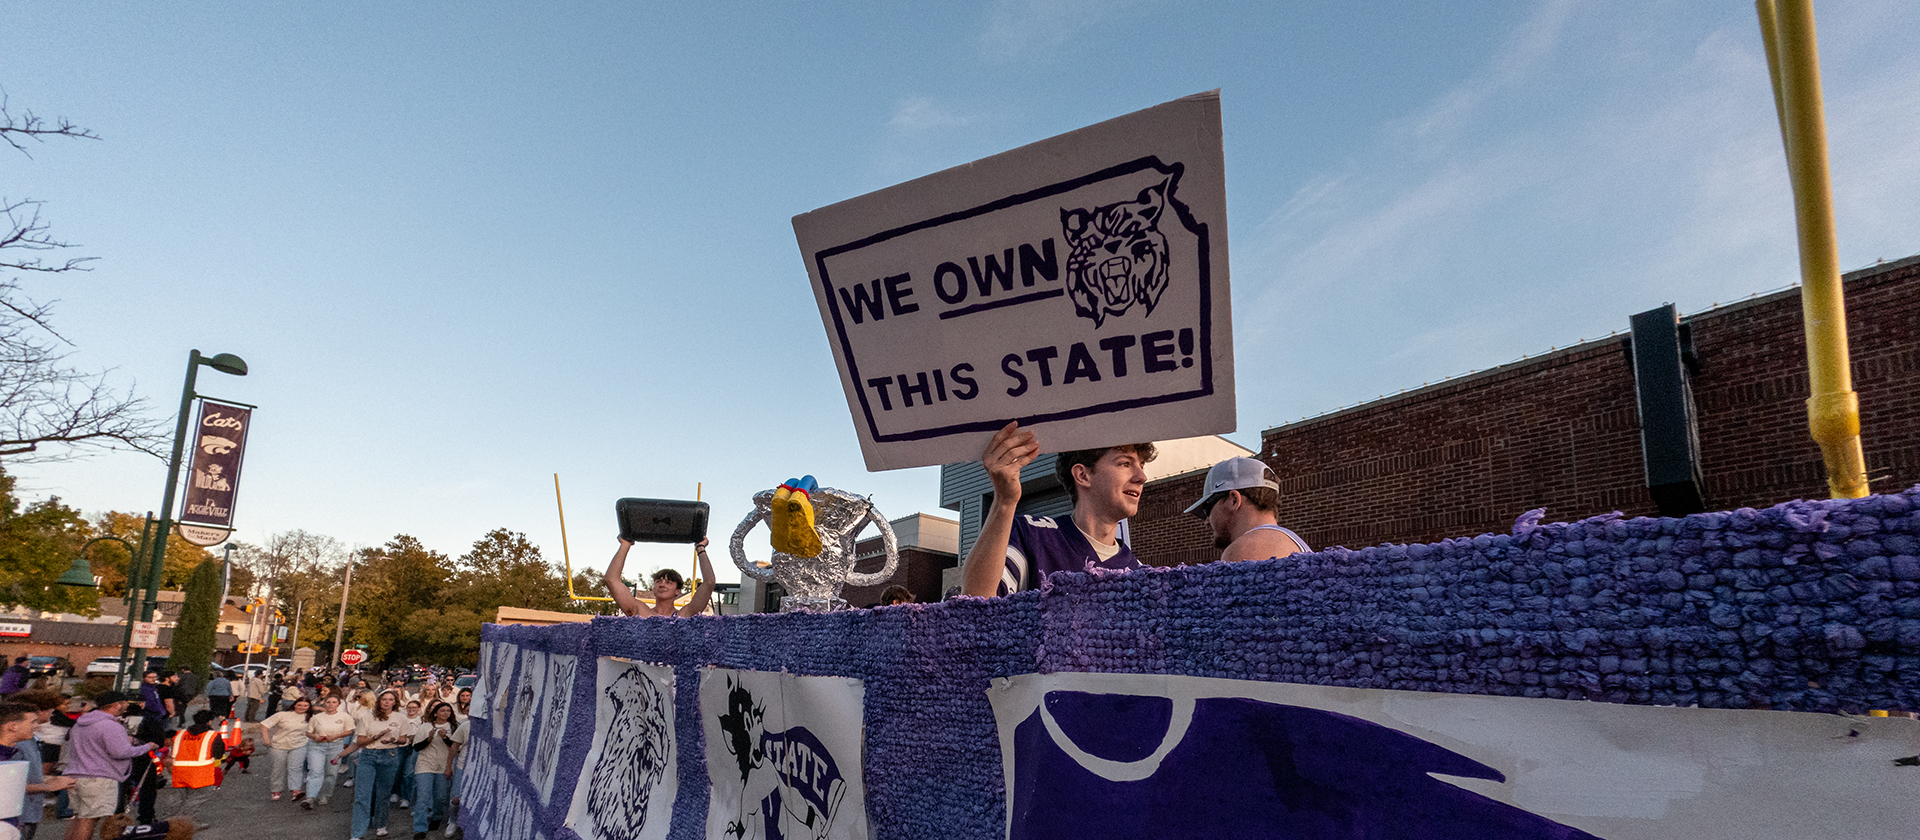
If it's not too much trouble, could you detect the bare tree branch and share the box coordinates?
[0,92,101,157]
[0,95,162,464]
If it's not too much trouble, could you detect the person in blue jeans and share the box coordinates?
[303,694,357,807]
[341,691,408,838]
[393,700,422,808]
[410,702,460,838]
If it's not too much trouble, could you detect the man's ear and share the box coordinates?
[1072,462,1092,490]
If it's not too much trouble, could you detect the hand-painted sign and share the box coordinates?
[794,91,1235,470]
[180,400,252,529]
[701,667,867,840]
[566,657,676,840]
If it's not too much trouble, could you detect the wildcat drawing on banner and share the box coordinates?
[531,654,578,804]
[565,658,677,840]
[487,641,517,722]
[702,668,867,840]
[1061,174,1176,328]
[507,649,549,765]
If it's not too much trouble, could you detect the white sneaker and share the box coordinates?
[344,779,354,788]
[376,829,390,837]
[399,800,410,809]
[389,794,399,803]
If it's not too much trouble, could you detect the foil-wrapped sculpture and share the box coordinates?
[729,485,898,612]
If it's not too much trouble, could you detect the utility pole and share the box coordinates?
[288,600,304,664]
[330,551,356,663]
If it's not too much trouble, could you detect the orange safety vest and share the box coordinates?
[170,729,220,789]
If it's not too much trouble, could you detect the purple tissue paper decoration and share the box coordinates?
[464,488,1920,840]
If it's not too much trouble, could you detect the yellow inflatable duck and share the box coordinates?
[770,475,823,557]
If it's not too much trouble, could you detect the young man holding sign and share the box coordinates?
[962,421,1156,597]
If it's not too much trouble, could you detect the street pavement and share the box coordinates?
[34,715,453,840]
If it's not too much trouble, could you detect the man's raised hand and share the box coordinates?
[982,421,1039,504]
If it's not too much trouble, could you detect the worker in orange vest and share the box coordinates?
[170,710,228,830]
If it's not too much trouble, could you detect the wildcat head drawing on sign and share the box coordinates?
[1061,175,1175,328]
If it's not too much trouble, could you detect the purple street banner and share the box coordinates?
[793,91,1235,471]
[180,399,251,529]
[988,672,1917,840]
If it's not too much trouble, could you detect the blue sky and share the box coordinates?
[5,0,1916,582]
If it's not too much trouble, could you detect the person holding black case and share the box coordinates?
[604,537,717,617]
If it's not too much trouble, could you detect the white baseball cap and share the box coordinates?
[1184,457,1279,517]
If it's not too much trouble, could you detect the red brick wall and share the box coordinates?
[1130,256,1920,565]
[841,543,957,607]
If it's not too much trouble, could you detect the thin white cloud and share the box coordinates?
[980,0,1151,61]
[888,96,973,133]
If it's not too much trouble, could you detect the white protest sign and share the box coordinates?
[794,91,1234,470]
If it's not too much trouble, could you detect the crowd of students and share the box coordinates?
[0,664,475,840]
[256,667,474,840]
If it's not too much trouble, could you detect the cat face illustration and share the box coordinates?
[1061,177,1173,327]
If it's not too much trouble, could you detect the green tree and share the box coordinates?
[344,535,452,666]
[455,529,570,611]
[169,558,221,681]
[0,467,96,613]
[89,510,213,596]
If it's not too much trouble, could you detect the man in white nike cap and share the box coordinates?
[1185,457,1312,563]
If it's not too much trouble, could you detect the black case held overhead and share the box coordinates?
[615,498,710,544]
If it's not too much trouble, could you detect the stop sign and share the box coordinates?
[340,649,366,667]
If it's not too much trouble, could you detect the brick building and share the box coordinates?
[1130,254,1920,565]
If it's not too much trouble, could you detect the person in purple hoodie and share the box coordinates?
[61,691,157,840]
[0,657,29,695]
[962,421,1157,597]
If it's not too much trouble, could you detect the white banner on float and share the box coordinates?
[566,658,679,840]
[487,642,517,723]
[469,642,495,721]
[700,668,868,840]
[794,91,1234,471]
[505,649,549,766]
[532,653,579,804]
[988,672,1920,840]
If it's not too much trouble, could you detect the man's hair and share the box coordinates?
[1054,443,1158,503]
[652,568,686,591]
[1236,486,1281,515]
[10,690,63,712]
[0,702,32,727]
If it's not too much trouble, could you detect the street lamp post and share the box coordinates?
[124,349,247,689]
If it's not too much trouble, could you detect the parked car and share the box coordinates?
[453,673,477,689]
[84,656,123,677]
[27,655,73,678]
[142,655,168,673]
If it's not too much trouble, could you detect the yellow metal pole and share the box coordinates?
[557,473,613,602]
[1757,0,1868,499]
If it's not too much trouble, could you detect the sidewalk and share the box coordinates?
[35,719,439,840]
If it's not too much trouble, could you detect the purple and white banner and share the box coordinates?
[180,399,252,528]
[988,672,1916,840]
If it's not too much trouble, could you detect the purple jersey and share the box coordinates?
[1000,515,1140,595]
